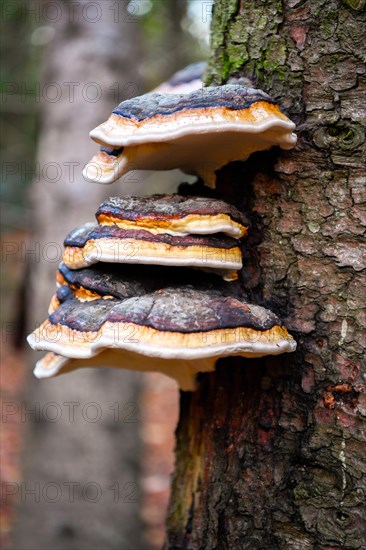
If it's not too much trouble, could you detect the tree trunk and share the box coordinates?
[14,2,144,549]
[166,1,366,548]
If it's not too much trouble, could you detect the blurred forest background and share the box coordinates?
[1,1,211,549]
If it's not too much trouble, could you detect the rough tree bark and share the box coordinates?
[166,1,366,549]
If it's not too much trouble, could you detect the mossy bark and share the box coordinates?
[165,1,366,548]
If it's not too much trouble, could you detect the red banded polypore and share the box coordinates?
[83,84,296,187]
[28,287,296,391]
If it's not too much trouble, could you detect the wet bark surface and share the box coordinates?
[166,1,366,548]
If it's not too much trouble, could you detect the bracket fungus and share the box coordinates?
[62,222,243,279]
[49,262,148,313]
[49,260,227,313]
[33,351,216,392]
[83,84,296,187]
[96,194,250,238]
[153,61,205,94]
[28,287,296,391]
[28,66,298,392]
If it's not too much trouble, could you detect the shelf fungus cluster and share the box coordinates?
[29,269,295,391]
[62,195,248,280]
[28,192,296,389]
[28,76,297,390]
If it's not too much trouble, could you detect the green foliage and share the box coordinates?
[139,0,208,90]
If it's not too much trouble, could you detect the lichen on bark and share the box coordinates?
[166,1,366,549]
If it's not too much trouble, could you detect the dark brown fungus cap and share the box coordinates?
[50,261,228,313]
[83,84,296,187]
[49,263,147,313]
[28,287,296,390]
[96,194,250,238]
[62,222,242,279]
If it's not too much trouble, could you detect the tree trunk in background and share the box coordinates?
[29,0,144,316]
[164,0,188,77]
[14,2,144,549]
[166,1,366,548]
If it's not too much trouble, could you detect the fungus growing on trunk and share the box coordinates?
[28,287,296,391]
[96,194,250,238]
[83,84,296,187]
[28,65,298,393]
[49,261,228,312]
[32,351,216,392]
[62,222,243,279]
[153,61,205,94]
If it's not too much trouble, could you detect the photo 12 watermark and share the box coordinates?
[1,2,141,24]
[1,1,214,26]
[1,160,142,184]
[1,480,140,504]
[1,80,139,105]
[1,240,63,265]
[1,232,142,266]
[2,400,139,424]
